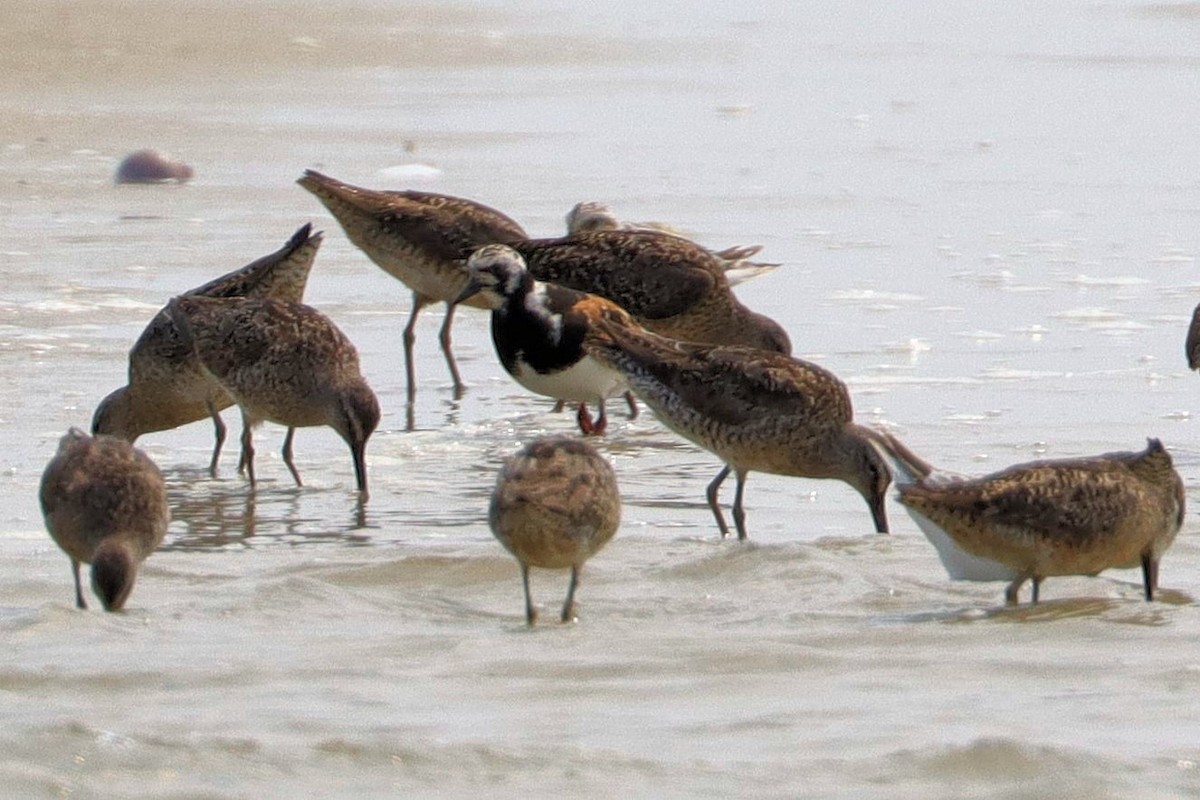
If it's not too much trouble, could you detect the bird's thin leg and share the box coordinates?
[72,560,86,610]
[240,411,257,488]
[576,403,596,435]
[561,565,580,623]
[521,562,537,626]
[624,391,638,420]
[402,293,430,405]
[732,469,750,541]
[1142,553,1158,602]
[281,427,302,486]
[1004,574,1030,606]
[439,301,465,399]
[706,465,732,538]
[206,398,226,478]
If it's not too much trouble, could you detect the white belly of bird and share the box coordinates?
[905,509,1020,582]
[512,355,628,403]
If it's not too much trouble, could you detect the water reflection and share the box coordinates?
[162,468,374,551]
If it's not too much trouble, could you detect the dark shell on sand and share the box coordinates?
[115,150,194,184]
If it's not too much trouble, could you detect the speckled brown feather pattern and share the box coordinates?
[167,295,380,494]
[489,436,620,623]
[92,225,322,452]
[564,200,781,284]
[297,170,526,305]
[895,438,1183,600]
[168,296,366,425]
[490,437,621,569]
[511,230,791,354]
[39,429,169,610]
[587,321,851,465]
[297,170,527,402]
[584,319,889,538]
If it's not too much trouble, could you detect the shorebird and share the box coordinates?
[564,200,781,286]
[166,295,381,498]
[92,224,322,476]
[455,245,632,435]
[489,436,621,624]
[296,169,527,402]
[584,320,890,539]
[868,431,1184,605]
[39,429,169,611]
[511,228,792,355]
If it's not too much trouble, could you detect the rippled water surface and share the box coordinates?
[4,1,1200,797]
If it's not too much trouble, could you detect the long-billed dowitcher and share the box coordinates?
[511,228,792,355]
[868,431,1184,605]
[489,436,621,624]
[455,245,632,435]
[39,429,169,611]
[564,200,781,286]
[296,170,527,402]
[92,224,322,476]
[166,295,381,498]
[584,320,890,539]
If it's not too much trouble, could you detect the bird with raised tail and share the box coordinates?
[296,170,527,403]
[867,431,1184,605]
[92,224,323,476]
[564,200,781,286]
[584,319,890,539]
[166,295,380,499]
[455,244,633,435]
[39,429,169,611]
[490,436,621,625]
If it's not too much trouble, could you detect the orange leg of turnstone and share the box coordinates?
[575,402,608,436]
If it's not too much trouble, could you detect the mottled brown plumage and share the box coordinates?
[871,432,1184,605]
[39,429,169,611]
[166,295,380,498]
[564,201,781,285]
[92,224,322,475]
[585,320,889,540]
[296,170,527,402]
[489,436,621,624]
[512,229,791,355]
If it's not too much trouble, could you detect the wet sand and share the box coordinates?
[3,1,1200,797]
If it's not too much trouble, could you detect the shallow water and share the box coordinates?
[4,1,1200,797]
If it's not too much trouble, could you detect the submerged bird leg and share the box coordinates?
[402,292,431,405]
[206,398,226,478]
[624,391,639,420]
[240,412,257,488]
[592,399,608,435]
[706,465,733,538]
[562,565,580,623]
[1142,552,1157,601]
[732,468,750,541]
[71,560,86,610]
[521,562,537,626]
[281,427,302,486]
[439,301,465,399]
[1004,573,1031,606]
